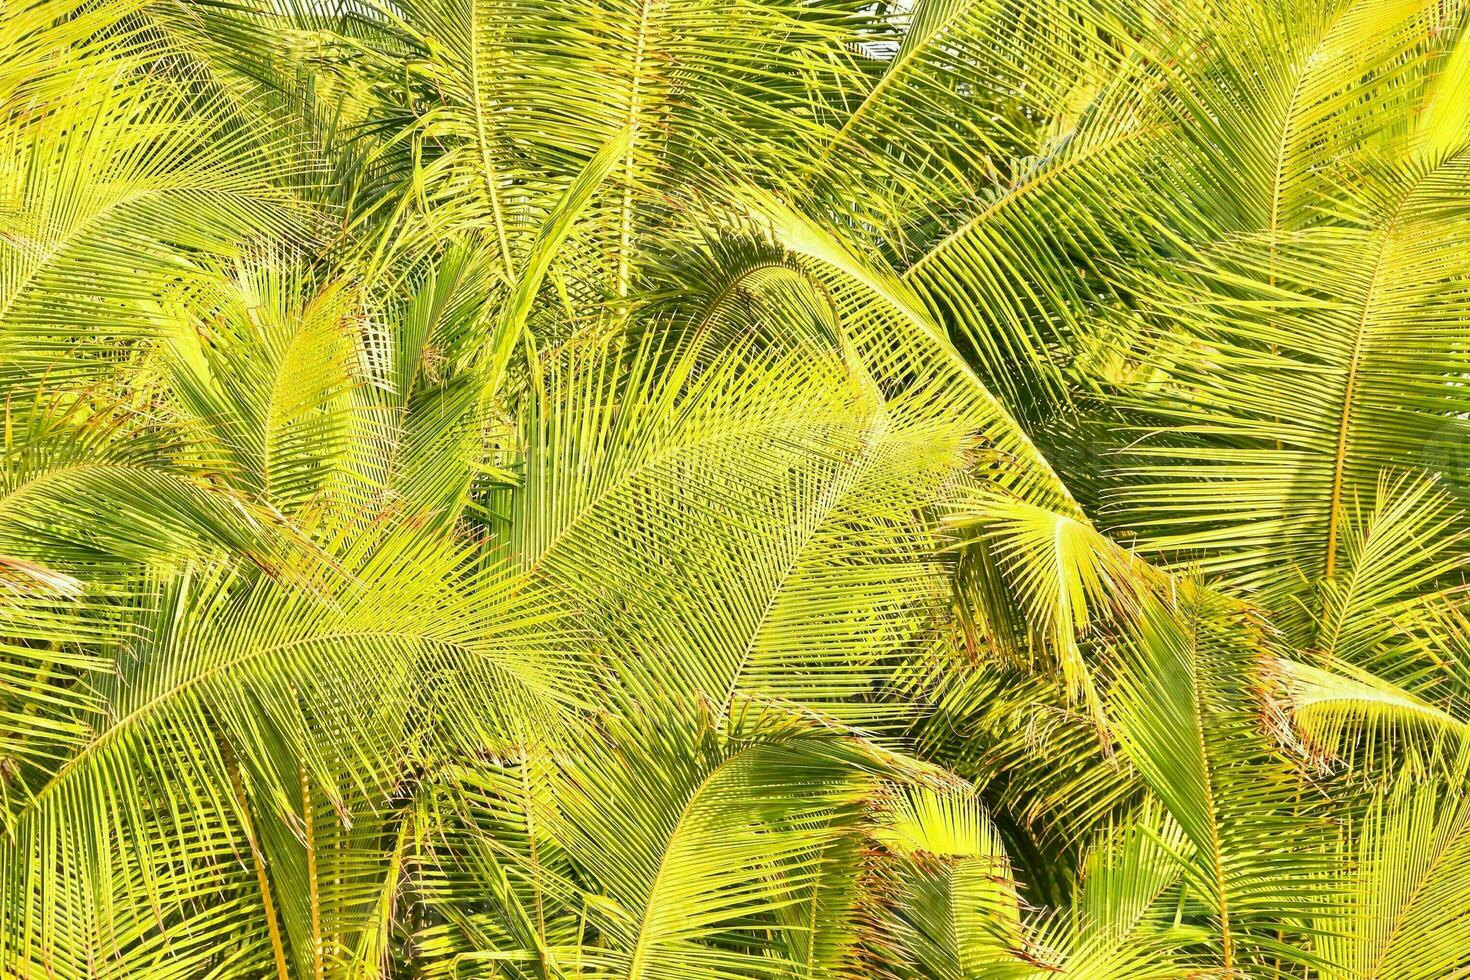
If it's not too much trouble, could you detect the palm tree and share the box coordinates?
[3,0,1470,975]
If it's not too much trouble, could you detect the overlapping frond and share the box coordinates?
[5,0,1470,974]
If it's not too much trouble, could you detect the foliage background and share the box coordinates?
[2,0,1470,976]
